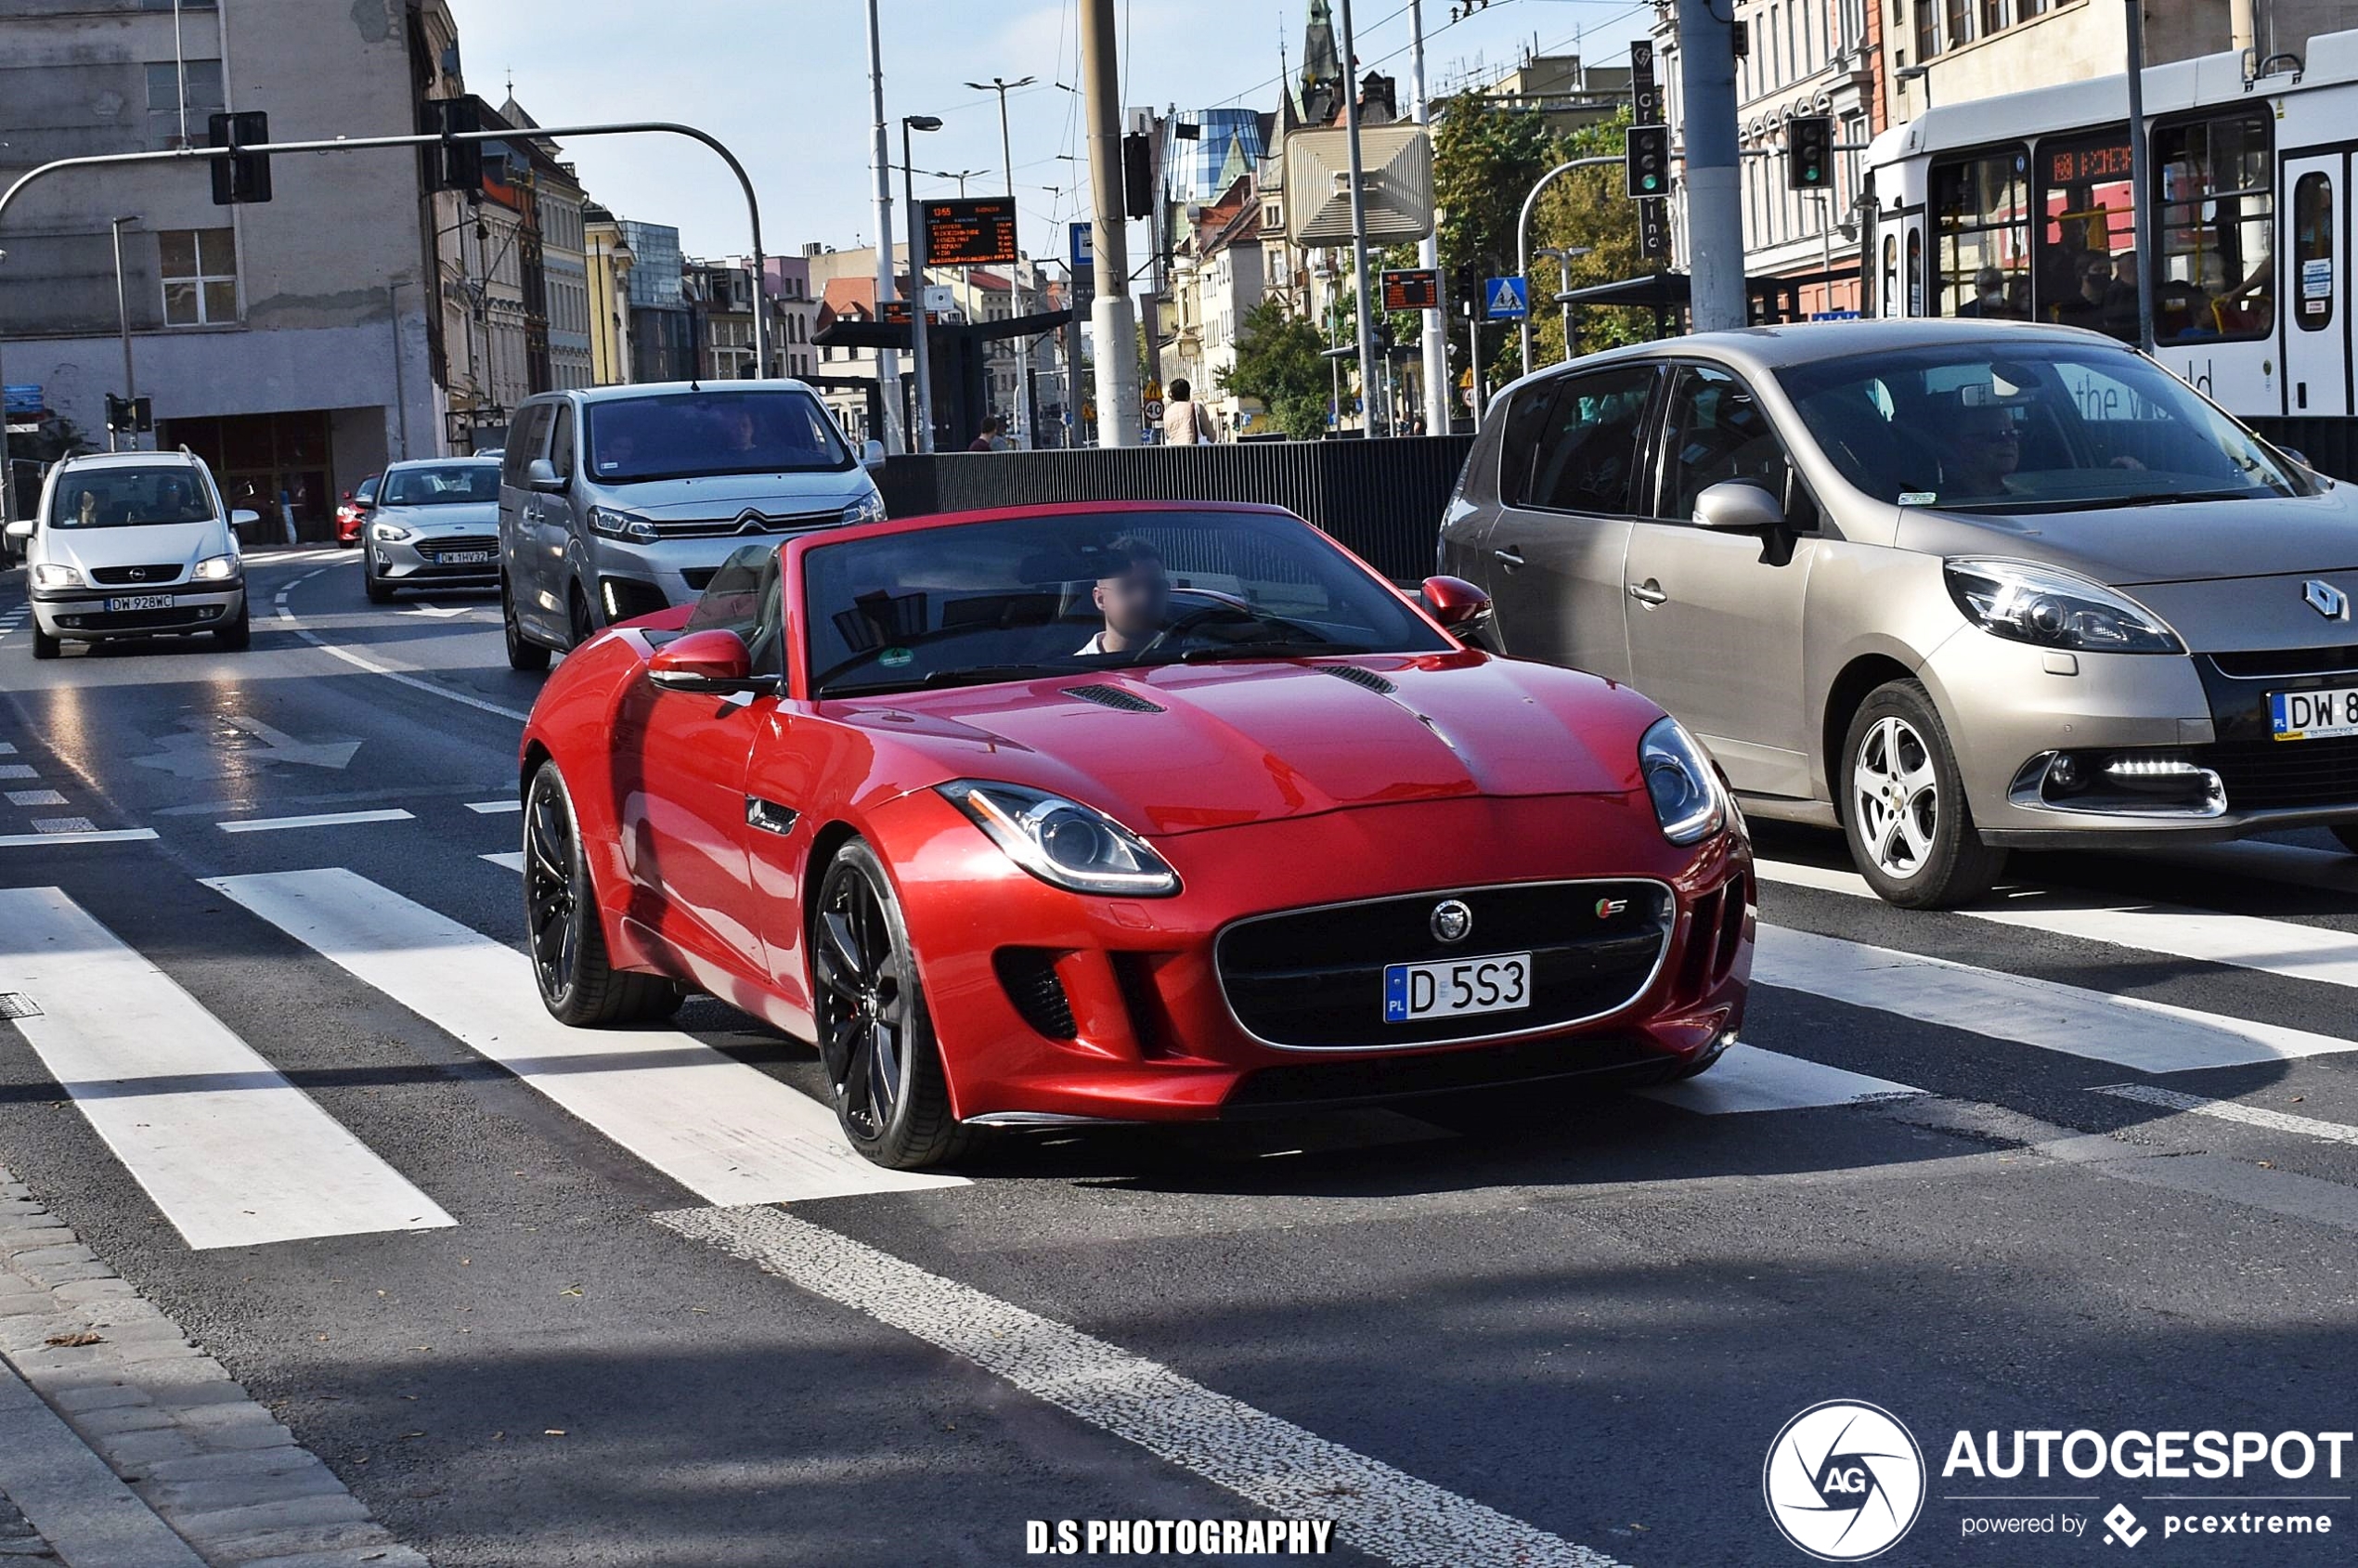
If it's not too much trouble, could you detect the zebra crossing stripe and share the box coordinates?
[2092,1083,2358,1147]
[0,887,455,1250]
[204,868,963,1203]
[1639,1043,1922,1114]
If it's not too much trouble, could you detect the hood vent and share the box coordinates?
[1321,664,1399,696]
[1062,683,1166,714]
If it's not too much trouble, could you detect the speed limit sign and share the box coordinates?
[1144,398,1165,422]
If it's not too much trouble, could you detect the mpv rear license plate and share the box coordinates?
[436,550,494,565]
[1382,952,1532,1022]
[2269,687,2358,741]
[105,594,173,613]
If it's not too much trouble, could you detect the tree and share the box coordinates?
[1431,91,1561,395]
[1219,301,1331,440]
[1526,109,1661,363]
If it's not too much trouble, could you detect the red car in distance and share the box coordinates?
[515,501,1754,1168]
[333,473,381,545]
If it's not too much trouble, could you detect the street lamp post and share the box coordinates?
[110,214,138,450]
[1517,158,1619,377]
[902,114,942,453]
[965,74,1036,447]
[1535,244,1590,364]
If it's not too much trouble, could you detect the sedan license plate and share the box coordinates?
[2269,686,2358,741]
[1383,951,1531,1023]
[105,593,173,613]
[435,549,495,565]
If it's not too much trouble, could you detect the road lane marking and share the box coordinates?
[658,1202,1628,1568]
[0,829,158,848]
[480,850,525,871]
[0,765,34,780]
[205,868,961,1203]
[2092,1083,2358,1147]
[0,887,455,1250]
[1756,923,2358,1072]
[0,743,17,755]
[30,818,96,835]
[273,573,532,724]
[215,809,416,835]
[1758,857,2358,991]
[464,799,521,814]
[4,790,66,807]
[1638,1043,1922,1113]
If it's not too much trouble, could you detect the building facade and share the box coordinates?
[583,204,635,386]
[619,218,694,382]
[763,254,818,382]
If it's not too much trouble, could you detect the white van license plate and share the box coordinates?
[105,594,173,613]
[1382,952,1531,1022]
[2270,687,2358,741]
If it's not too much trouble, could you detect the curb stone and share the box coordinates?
[0,1165,429,1567]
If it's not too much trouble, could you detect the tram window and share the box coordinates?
[1883,234,1898,317]
[1906,229,1924,316]
[2035,129,2140,340]
[2153,110,2274,343]
[1932,149,2032,319]
[2294,171,2334,333]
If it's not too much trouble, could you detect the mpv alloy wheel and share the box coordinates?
[1841,680,2005,910]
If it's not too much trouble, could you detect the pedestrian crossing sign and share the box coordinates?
[1484,276,1529,321]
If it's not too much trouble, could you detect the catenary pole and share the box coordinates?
[1675,0,1746,332]
[1409,0,1450,436]
[1079,0,1140,446]
[1336,0,1382,435]
[2124,0,2157,354]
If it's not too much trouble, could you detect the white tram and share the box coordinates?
[1862,27,2358,461]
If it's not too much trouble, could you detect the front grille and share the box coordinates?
[1223,1034,1665,1114]
[1216,880,1673,1048]
[2200,735,2358,810]
[1063,683,1165,713]
[1322,664,1398,695]
[649,508,841,540]
[418,536,496,564]
[2213,647,2358,680]
[993,949,1076,1038]
[88,564,184,586]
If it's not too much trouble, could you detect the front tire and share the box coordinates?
[567,583,596,650]
[1842,680,2005,908]
[523,760,681,1027]
[214,602,251,650]
[364,563,395,603]
[503,577,551,671]
[812,839,968,1170]
[31,625,59,660]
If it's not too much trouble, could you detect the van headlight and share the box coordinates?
[1639,716,1727,844]
[938,781,1180,896]
[192,553,240,582]
[1945,558,2183,654]
[840,489,887,525]
[30,562,82,590]
[589,505,659,542]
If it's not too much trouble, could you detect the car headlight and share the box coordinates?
[371,520,412,542]
[1944,558,2183,654]
[841,489,887,526]
[937,780,1180,896]
[192,552,240,582]
[1639,715,1726,845]
[30,562,83,590]
[589,505,659,541]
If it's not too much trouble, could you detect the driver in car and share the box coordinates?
[1937,403,2022,500]
[1075,537,1170,655]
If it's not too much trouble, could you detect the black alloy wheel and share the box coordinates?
[523,759,680,1026]
[568,584,597,649]
[812,840,967,1169]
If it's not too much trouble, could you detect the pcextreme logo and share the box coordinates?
[1764,1400,1928,1562]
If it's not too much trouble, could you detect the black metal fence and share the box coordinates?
[2249,418,2358,483]
[874,435,1478,583]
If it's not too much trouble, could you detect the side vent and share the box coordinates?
[1321,664,1399,695]
[1062,683,1166,713]
[994,949,1078,1038]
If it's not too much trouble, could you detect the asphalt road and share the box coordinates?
[3,545,2358,1566]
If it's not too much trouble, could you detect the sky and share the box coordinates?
[446,0,1655,265]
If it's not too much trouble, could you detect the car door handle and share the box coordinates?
[1626,579,1668,606]
[1493,546,1526,570]
[520,506,542,524]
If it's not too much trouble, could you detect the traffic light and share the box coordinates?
[426,97,484,193]
[206,111,271,205]
[1787,115,1834,190]
[1625,124,1669,200]
[103,395,152,434]
[1121,131,1155,220]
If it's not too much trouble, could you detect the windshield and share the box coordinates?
[1775,341,2313,513]
[381,464,499,506]
[48,466,214,528]
[586,389,851,484]
[799,509,1451,697]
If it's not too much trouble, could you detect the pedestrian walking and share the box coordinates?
[966,415,1011,452]
[1161,379,1219,445]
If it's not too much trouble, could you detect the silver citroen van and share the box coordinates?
[497,382,885,668]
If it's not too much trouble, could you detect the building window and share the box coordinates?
[1914,0,1939,58]
[160,227,238,326]
[1944,0,1974,49]
[146,59,224,149]
[1980,0,2006,36]
[1932,148,2031,318]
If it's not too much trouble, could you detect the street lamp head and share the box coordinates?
[905,115,944,133]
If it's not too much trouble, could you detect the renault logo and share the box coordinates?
[1429,899,1473,944]
[2306,579,2348,620]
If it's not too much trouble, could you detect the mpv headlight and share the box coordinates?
[371,520,412,542]
[841,489,887,526]
[589,505,659,542]
[1639,716,1726,845]
[192,553,240,582]
[1945,558,2183,654]
[30,562,82,590]
[938,780,1180,896]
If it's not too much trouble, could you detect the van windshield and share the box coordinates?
[584,390,852,484]
[48,467,213,528]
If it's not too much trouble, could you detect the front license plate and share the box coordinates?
[1382,951,1532,1022]
[105,593,173,613]
[435,550,494,565]
[2270,686,2358,741]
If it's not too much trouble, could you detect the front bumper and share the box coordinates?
[31,582,244,640]
[371,532,499,587]
[867,791,1754,1124]
[581,526,847,621]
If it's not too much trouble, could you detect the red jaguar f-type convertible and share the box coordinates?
[516,500,1752,1168]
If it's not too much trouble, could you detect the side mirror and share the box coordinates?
[4,519,32,541]
[648,628,763,693]
[229,509,261,528]
[2281,447,2313,471]
[862,439,887,471]
[1419,574,1494,633]
[340,490,353,501]
[1691,480,1786,532]
[525,458,565,493]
